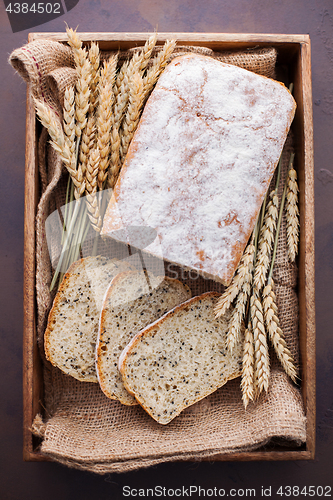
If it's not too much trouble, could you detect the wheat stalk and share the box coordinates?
[119,73,145,163]
[79,115,95,177]
[96,56,117,190]
[253,189,279,291]
[262,281,298,383]
[286,166,299,262]
[227,243,255,351]
[74,57,92,138]
[250,293,270,397]
[241,326,255,409]
[35,100,85,200]
[66,27,84,63]
[66,28,92,137]
[63,86,76,155]
[85,147,102,231]
[142,39,177,95]
[88,41,100,114]
[123,34,158,94]
[215,236,255,318]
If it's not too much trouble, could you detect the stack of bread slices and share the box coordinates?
[45,255,244,424]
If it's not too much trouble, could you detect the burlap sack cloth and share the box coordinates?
[10,39,306,474]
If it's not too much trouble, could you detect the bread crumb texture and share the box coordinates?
[102,54,296,285]
[96,271,192,405]
[120,293,243,424]
[44,256,133,382]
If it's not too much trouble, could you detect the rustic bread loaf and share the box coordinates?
[102,54,296,286]
[44,256,133,382]
[96,271,192,405]
[119,292,243,424]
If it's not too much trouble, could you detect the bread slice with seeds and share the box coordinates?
[119,292,243,424]
[96,271,192,405]
[44,256,134,382]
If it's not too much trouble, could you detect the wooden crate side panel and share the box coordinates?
[300,40,316,458]
[23,88,44,460]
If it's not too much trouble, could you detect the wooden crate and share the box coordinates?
[23,33,315,462]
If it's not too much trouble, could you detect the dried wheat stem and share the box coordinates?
[63,86,76,156]
[251,293,270,397]
[142,39,177,95]
[114,60,129,100]
[215,236,255,318]
[35,100,85,199]
[134,32,158,74]
[124,34,158,92]
[227,243,255,351]
[262,282,298,383]
[88,41,101,114]
[268,152,295,283]
[66,28,92,137]
[253,189,279,291]
[79,115,95,177]
[107,126,121,189]
[66,27,84,62]
[119,73,145,162]
[241,326,255,409]
[227,288,248,352]
[75,57,92,138]
[286,167,299,262]
[96,57,117,190]
[85,147,102,231]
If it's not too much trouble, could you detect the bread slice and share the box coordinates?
[96,271,192,405]
[102,54,296,286]
[44,256,134,382]
[119,292,243,424]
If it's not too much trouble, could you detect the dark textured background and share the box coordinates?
[1,1,332,499]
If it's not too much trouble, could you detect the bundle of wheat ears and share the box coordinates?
[35,28,176,291]
[215,152,300,408]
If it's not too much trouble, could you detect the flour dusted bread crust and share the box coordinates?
[119,292,243,424]
[44,256,133,382]
[96,271,192,405]
[102,54,296,285]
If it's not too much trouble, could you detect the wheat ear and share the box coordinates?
[66,26,84,61]
[215,236,256,318]
[96,56,117,190]
[142,39,177,95]
[227,241,255,351]
[63,87,76,157]
[253,189,279,291]
[136,32,158,73]
[119,73,146,163]
[88,41,100,114]
[35,100,85,199]
[75,57,92,138]
[85,147,102,231]
[105,60,130,190]
[66,28,92,137]
[251,293,270,397]
[241,326,255,409]
[79,115,95,177]
[262,281,298,383]
[286,166,299,262]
